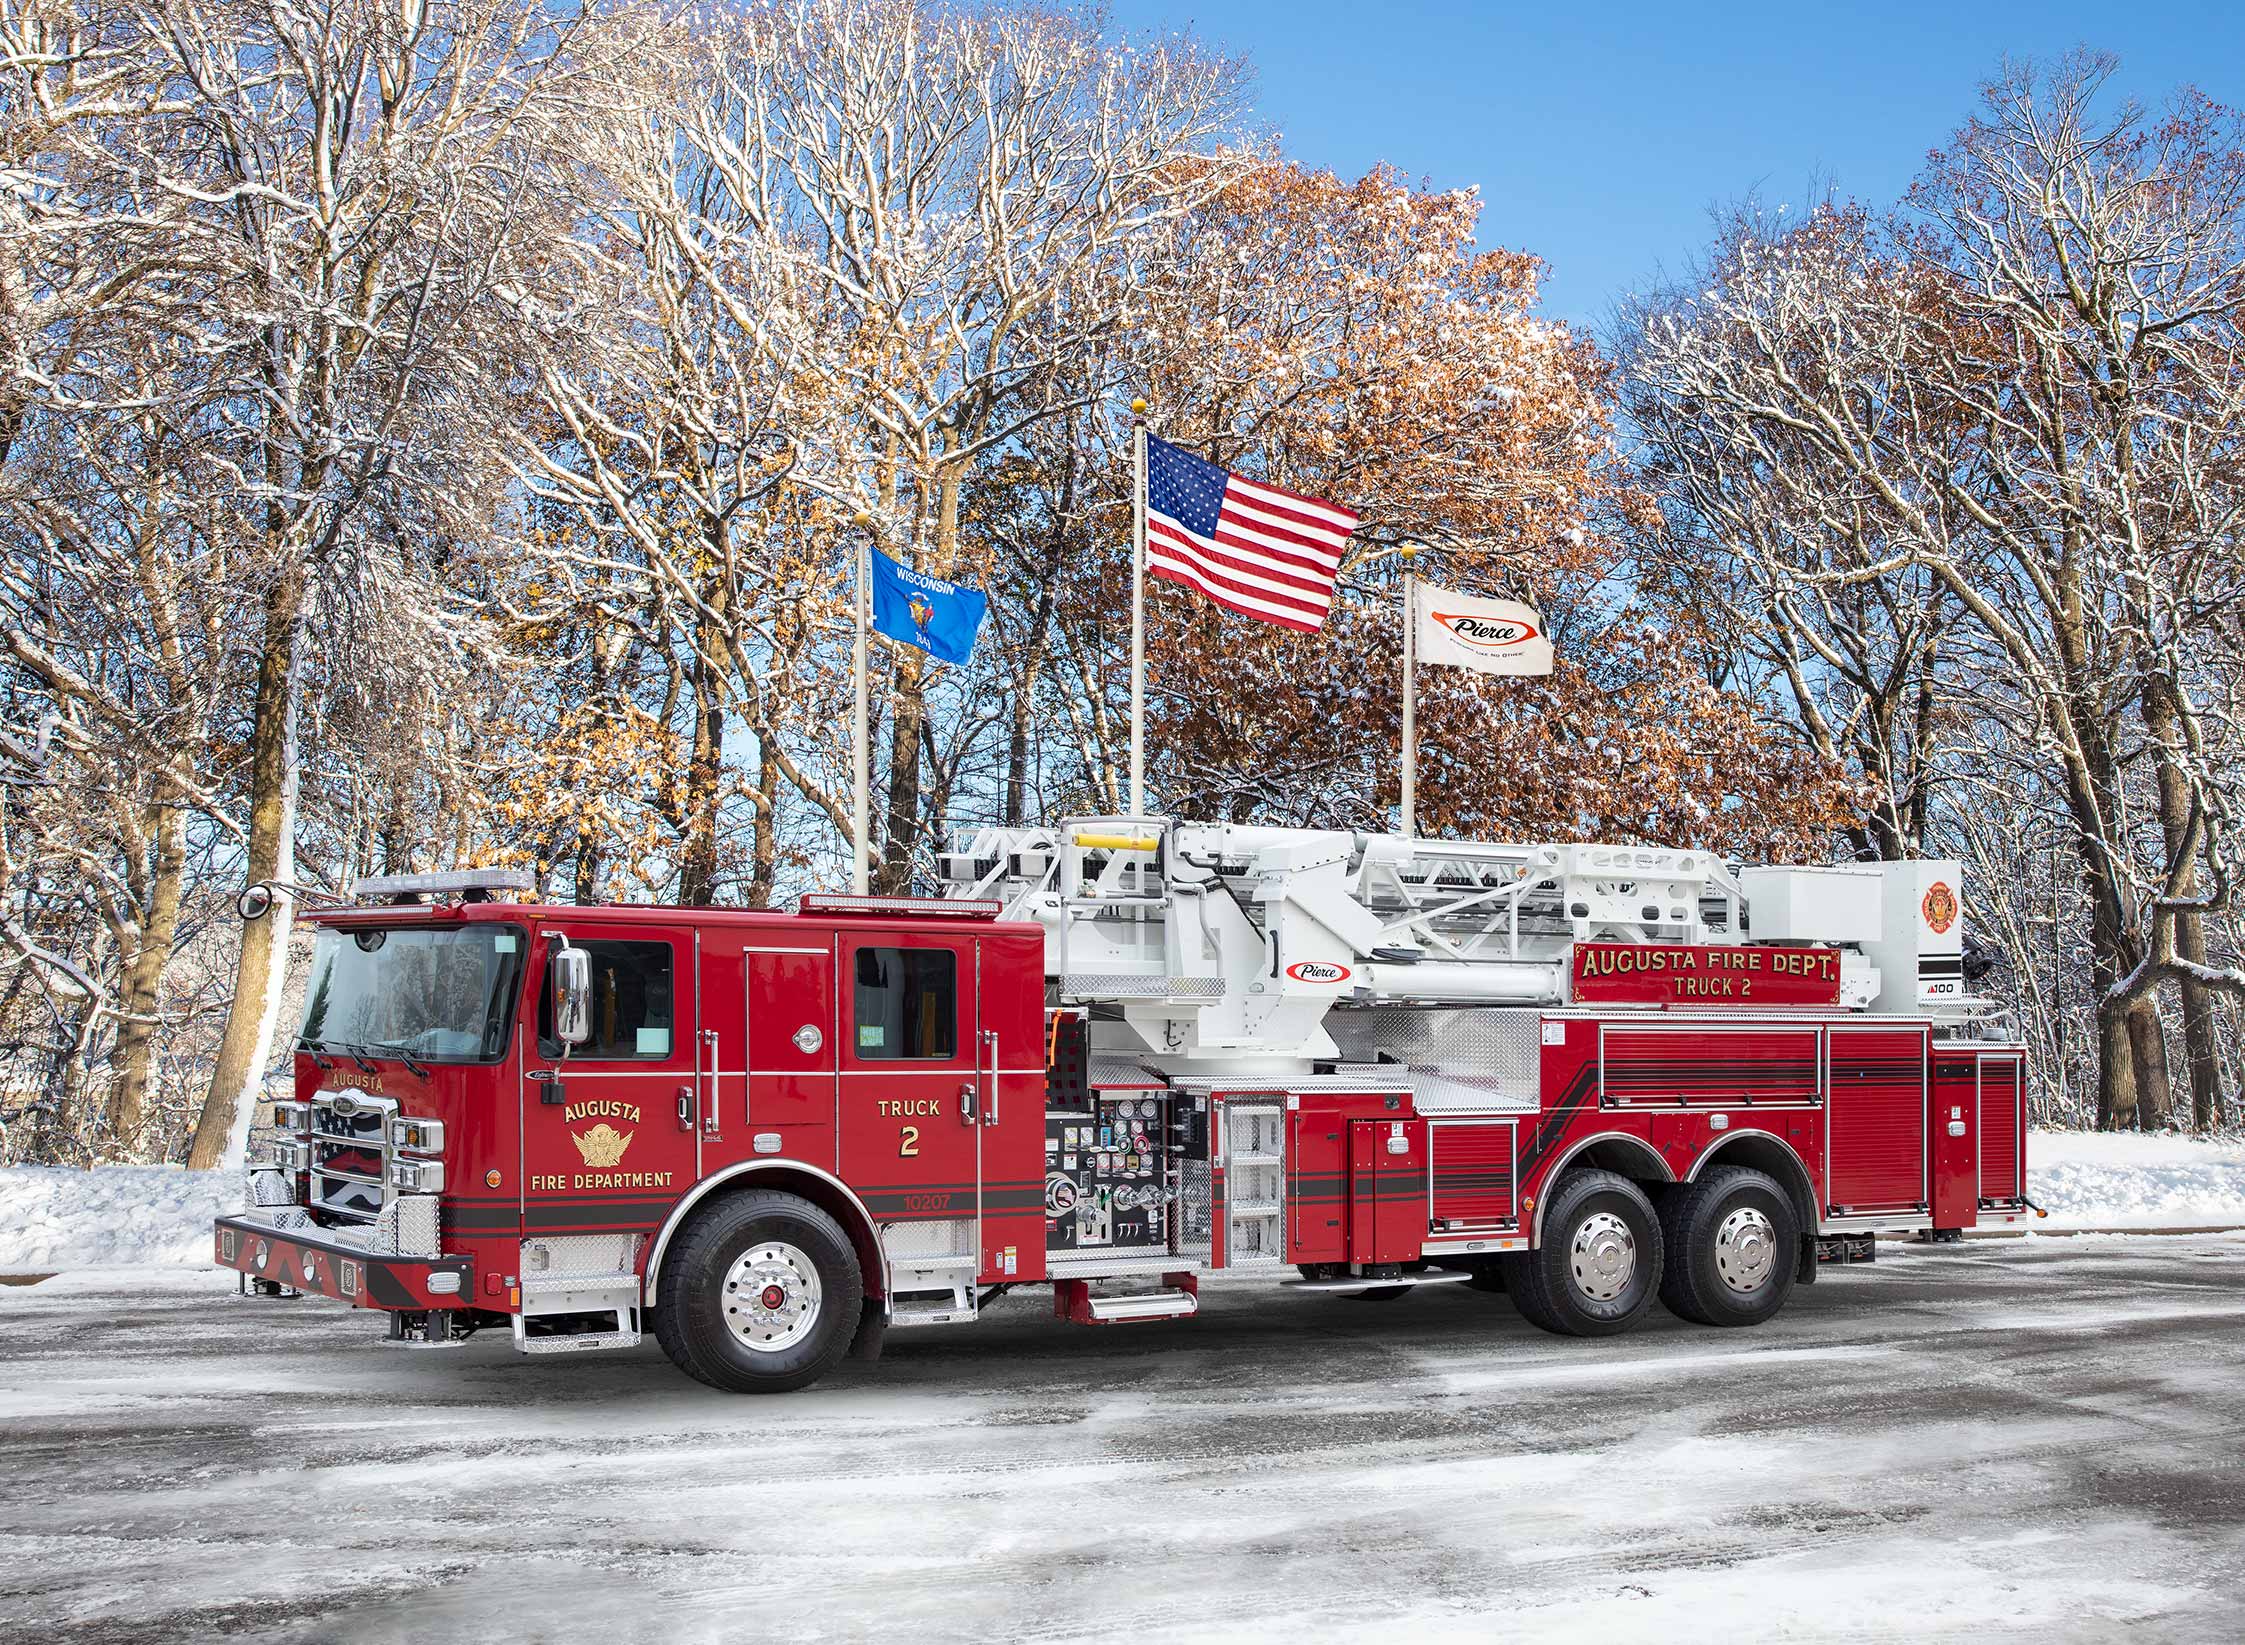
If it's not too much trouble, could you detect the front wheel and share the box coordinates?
[654,1189,864,1393]
[1500,1169,1663,1337]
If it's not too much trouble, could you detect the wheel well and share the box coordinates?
[1689,1132,1818,1233]
[1530,1133,1673,1243]
[644,1164,887,1303]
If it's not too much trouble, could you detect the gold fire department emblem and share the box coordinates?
[1922,880,1959,936]
[571,1122,635,1168]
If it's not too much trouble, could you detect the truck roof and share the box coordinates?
[305,899,1039,936]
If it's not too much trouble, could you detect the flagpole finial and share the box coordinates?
[1130,398,1148,417]
[1400,541,1419,561]
[850,510,872,528]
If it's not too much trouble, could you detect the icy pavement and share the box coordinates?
[2,1242,2242,1643]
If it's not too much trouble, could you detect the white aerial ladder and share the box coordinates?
[942,815,1989,1080]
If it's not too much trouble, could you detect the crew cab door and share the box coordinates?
[836,933,982,1265]
[698,929,837,1172]
[521,925,699,1238]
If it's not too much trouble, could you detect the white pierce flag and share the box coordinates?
[1412,582,1554,676]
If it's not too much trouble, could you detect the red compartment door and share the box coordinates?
[1930,1053,1979,1229]
[1978,1053,2025,1203]
[1347,1119,1427,1265]
[1827,1027,1928,1215]
[1429,1121,1517,1231]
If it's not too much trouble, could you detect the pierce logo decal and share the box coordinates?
[1284,960,1352,984]
[1432,612,1542,653]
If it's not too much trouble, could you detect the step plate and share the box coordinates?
[1082,1288,1199,1324]
[888,1307,976,1328]
[515,1328,642,1355]
[1284,1269,1475,1294]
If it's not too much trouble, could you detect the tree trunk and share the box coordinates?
[878,644,926,894]
[2176,913,2226,1130]
[107,799,187,1150]
[2125,998,2174,1130]
[677,538,733,907]
[676,664,725,905]
[2143,671,2227,1130]
[878,449,959,894]
[748,732,780,909]
[2093,990,2137,1131]
[188,569,308,1170]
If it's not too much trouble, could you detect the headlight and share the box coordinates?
[271,1101,311,1133]
[388,1158,446,1194]
[272,1139,310,1172]
[389,1117,445,1155]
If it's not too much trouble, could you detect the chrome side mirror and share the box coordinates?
[550,943,592,1050]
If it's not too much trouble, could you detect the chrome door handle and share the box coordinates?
[959,1083,976,1124]
[702,1030,721,1137]
[676,1086,693,1130]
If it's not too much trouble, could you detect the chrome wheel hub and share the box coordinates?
[723,1241,823,1353]
[1569,1210,1637,1302]
[1714,1206,1778,1294]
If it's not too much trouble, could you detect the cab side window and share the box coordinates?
[539,939,675,1059]
[853,947,956,1060]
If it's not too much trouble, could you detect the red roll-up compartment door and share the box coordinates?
[1429,1120,1517,1232]
[1978,1052,2025,1203]
[1827,1027,1928,1215]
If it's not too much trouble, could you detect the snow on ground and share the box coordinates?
[0,1163,234,1269]
[2028,1129,2245,1229]
[4,1127,2244,1273]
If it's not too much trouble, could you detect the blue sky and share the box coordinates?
[1123,1,2244,331]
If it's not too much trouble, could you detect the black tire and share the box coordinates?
[1656,1165,1799,1327]
[654,1189,864,1393]
[1500,1168,1663,1337]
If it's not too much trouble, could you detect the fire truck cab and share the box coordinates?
[215,822,2036,1394]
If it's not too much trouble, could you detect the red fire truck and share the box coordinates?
[215,818,2035,1393]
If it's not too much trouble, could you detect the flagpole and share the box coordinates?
[850,510,872,894]
[1400,542,1418,840]
[1128,398,1148,818]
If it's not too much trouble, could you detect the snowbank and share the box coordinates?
[2027,1129,2245,1229]
[0,1165,235,1270]
[3,1129,2243,1273]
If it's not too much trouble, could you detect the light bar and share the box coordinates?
[796,893,1003,919]
[349,868,534,900]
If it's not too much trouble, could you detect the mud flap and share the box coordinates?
[1795,1235,1818,1286]
[848,1298,886,1363]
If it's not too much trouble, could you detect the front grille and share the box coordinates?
[310,1093,398,1222]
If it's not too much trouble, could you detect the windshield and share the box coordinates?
[299,925,526,1063]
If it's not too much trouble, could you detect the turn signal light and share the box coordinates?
[485,1169,502,1189]
[389,1117,445,1154]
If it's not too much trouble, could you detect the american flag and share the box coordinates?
[1143,434,1358,633]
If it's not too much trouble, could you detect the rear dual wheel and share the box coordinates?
[1656,1165,1798,1327]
